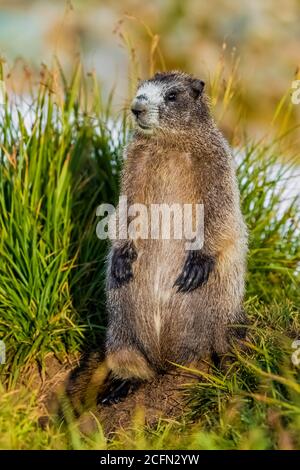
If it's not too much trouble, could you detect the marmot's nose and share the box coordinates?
[131,101,147,118]
[131,107,142,118]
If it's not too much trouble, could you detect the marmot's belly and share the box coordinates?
[129,239,203,365]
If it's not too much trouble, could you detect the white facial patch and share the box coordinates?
[131,82,166,132]
[136,82,165,106]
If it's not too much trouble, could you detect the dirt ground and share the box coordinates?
[34,351,208,437]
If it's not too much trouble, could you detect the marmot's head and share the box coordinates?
[131,71,209,135]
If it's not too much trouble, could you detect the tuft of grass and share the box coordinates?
[0,61,125,384]
[236,140,300,303]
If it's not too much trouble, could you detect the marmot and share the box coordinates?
[102,71,248,404]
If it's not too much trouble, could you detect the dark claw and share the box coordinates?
[100,378,140,406]
[174,251,215,293]
[110,243,137,287]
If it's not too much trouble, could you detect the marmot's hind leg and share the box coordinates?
[100,375,140,405]
[106,348,155,381]
[101,348,155,405]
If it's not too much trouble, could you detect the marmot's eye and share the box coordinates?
[166,92,177,102]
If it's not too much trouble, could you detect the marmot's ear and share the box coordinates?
[190,79,205,99]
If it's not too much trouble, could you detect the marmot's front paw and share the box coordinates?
[111,243,137,287]
[174,251,215,293]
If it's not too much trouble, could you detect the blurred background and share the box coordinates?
[0,0,299,145]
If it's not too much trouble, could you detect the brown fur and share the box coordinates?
[107,348,155,380]
[106,71,248,381]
